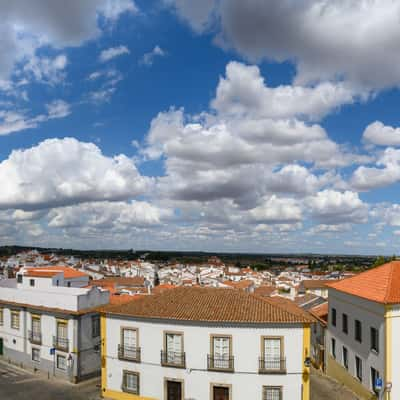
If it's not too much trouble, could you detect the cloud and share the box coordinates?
[86,69,123,104]
[248,196,302,224]
[0,137,150,210]
[212,61,358,121]
[140,46,166,66]
[308,190,368,224]
[23,54,68,84]
[166,0,400,90]
[363,121,400,147]
[99,45,130,62]
[0,100,70,136]
[0,0,137,80]
[351,148,400,191]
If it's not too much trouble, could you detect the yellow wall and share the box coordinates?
[326,354,376,400]
[302,323,311,400]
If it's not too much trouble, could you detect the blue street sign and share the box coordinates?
[50,348,55,355]
[375,377,383,390]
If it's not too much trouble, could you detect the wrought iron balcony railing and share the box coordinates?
[160,350,186,368]
[258,357,286,374]
[207,355,234,372]
[118,345,141,362]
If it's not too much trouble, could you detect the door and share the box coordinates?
[213,386,229,400]
[166,380,182,400]
[0,338,3,356]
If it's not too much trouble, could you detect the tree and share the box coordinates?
[372,256,386,268]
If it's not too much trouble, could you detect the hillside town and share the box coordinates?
[0,249,395,399]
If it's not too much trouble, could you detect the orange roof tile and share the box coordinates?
[327,261,400,304]
[102,287,314,324]
[24,266,88,279]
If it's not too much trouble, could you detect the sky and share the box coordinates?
[2,1,400,255]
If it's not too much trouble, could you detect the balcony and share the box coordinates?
[118,345,141,362]
[161,350,186,368]
[207,355,234,372]
[28,330,42,345]
[258,357,286,374]
[53,336,69,352]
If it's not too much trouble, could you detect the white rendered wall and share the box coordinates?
[327,288,385,393]
[104,316,305,400]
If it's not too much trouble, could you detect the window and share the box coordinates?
[210,335,232,370]
[370,327,379,352]
[92,315,100,338]
[11,311,20,330]
[355,320,362,342]
[67,281,71,287]
[0,308,3,326]
[163,332,184,366]
[331,338,336,358]
[56,354,67,370]
[30,315,41,344]
[262,337,284,371]
[122,371,139,395]
[342,346,348,370]
[342,314,348,334]
[55,320,68,351]
[32,348,40,362]
[120,328,139,361]
[355,356,362,381]
[263,386,282,400]
[371,367,380,393]
[30,279,35,287]
[17,274,23,283]
[331,308,337,326]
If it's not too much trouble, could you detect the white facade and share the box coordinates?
[326,288,385,397]
[103,315,307,400]
[0,273,109,382]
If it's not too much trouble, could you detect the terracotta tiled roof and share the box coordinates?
[309,302,328,325]
[254,285,276,297]
[222,279,254,289]
[301,280,331,289]
[110,294,141,305]
[327,261,400,304]
[102,287,313,324]
[263,296,316,323]
[98,276,146,287]
[24,266,88,279]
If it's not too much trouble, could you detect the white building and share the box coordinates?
[326,261,400,400]
[0,266,110,382]
[101,287,313,400]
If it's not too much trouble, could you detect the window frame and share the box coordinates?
[262,385,283,400]
[355,320,362,343]
[11,310,20,330]
[355,355,362,382]
[342,313,348,334]
[56,354,67,371]
[92,315,100,338]
[331,308,337,327]
[342,346,348,370]
[0,308,3,326]
[370,327,379,353]
[122,370,140,395]
[260,336,285,373]
[32,347,40,363]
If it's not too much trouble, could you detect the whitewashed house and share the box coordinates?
[326,261,400,400]
[0,266,110,382]
[101,287,313,400]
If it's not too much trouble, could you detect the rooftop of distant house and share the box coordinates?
[22,266,88,279]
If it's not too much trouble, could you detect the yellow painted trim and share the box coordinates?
[101,313,107,395]
[103,389,156,400]
[302,323,311,400]
[385,306,392,400]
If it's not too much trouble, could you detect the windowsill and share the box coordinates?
[259,368,287,375]
[122,387,139,395]
[207,367,235,373]
[161,361,186,369]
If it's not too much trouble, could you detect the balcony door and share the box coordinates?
[212,336,230,369]
[213,386,230,400]
[166,380,182,400]
[122,328,137,359]
[264,337,281,370]
[166,333,182,364]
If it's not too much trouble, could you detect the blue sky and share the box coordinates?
[2,0,400,254]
